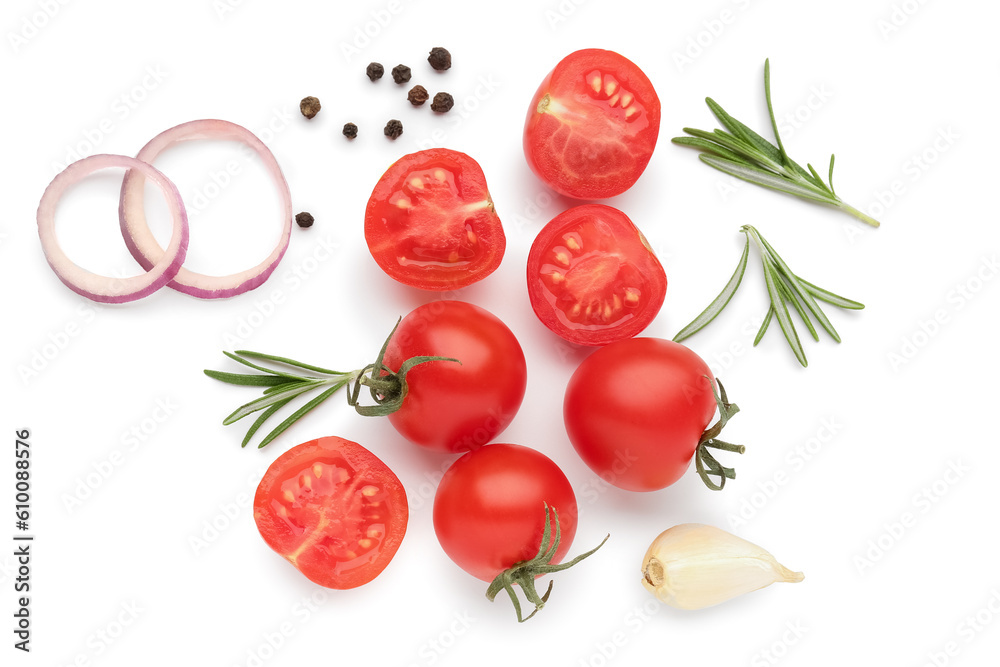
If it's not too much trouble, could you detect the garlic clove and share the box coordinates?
[640,523,803,610]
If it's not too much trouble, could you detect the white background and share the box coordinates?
[3,0,999,665]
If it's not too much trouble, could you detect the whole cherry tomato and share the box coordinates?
[382,301,527,453]
[433,443,605,622]
[564,338,726,491]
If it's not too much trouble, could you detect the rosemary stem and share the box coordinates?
[838,202,881,228]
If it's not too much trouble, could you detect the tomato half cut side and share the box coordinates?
[253,436,408,589]
[523,48,661,200]
[365,148,505,291]
[526,204,666,346]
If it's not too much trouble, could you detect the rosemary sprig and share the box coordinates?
[204,319,458,448]
[672,59,880,228]
[673,226,863,367]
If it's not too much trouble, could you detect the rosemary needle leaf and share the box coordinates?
[671,136,747,164]
[706,97,756,146]
[711,108,785,166]
[754,307,774,346]
[700,154,833,204]
[674,237,750,342]
[233,350,346,376]
[776,274,819,342]
[202,370,292,387]
[724,111,817,186]
[263,381,306,395]
[757,242,807,367]
[242,400,292,448]
[763,59,789,164]
[696,130,769,167]
[257,384,344,449]
[221,351,304,379]
[807,163,831,195]
[222,382,319,425]
[757,234,841,342]
[801,278,864,310]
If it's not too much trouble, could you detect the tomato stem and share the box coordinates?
[485,503,609,623]
[694,378,745,491]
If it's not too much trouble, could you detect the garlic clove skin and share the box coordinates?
[640,523,804,610]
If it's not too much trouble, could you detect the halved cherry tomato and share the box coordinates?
[523,49,661,199]
[526,204,666,346]
[364,148,505,290]
[253,436,408,589]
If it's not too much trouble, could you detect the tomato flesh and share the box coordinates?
[527,204,666,346]
[433,443,578,582]
[382,301,527,453]
[365,148,505,290]
[523,49,661,199]
[563,339,717,491]
[253,436,408,589]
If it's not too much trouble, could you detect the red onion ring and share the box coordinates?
[36,154,189,304]
[119,119,293,299]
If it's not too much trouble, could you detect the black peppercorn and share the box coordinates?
[366,62,384,82]
[299,96,321,119]
[295,212,315,228]
[427,47,451,71]
[407,85,429,106]
[342,122,358,139]
[430,92,455,113]
[383,119,403,140]
[391,64,411,84]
